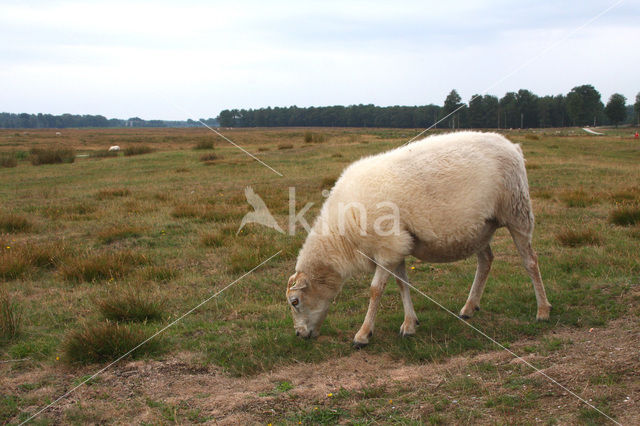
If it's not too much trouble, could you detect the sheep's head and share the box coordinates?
[286,270,338,339]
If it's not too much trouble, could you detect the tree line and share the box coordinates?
[218,85,640,129]
[0,113,201,129]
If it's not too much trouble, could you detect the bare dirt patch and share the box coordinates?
[4,314,639,424]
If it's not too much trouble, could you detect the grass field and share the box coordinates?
[1,126,639,424]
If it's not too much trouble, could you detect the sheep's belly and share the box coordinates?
[409,219,498,263]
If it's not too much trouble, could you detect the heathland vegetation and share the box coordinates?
[1,127,639,423]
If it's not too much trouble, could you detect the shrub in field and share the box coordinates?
[0,287,20,340]
[0,213,32,233]
[199,153,219,162]
[30,148,75,165]
[194,140,214,150]
[0,241,68,279]
[0,153,18,168]
[63,321,162,364]
[95,287,165,322]
[556,228,602,247]
[278,143,293,150]
[97,225,144,244]
[59,250,147,282]
[123,145,154,156]
[96,188,130,200]
[609,207,640,226]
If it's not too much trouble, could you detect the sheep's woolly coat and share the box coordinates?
[296,131,533,279]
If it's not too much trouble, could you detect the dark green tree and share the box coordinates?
[635,92,640,125]
[442,89,464,129]
[566,84,603,126]
[499,92,518,129]
[515,89,539,128]
[604,93,627,127]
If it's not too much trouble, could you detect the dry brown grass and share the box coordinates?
[555,228,602,247]
[96,188,131,200]
[277,143,293,150]
[609,206,640,226]
[0,212,33,233]
[123,145,154,156]
[199,153,220,162]
[59,250,148,282]
[560,189,597,208]
[97,225,145,244]
[30,147,75,165]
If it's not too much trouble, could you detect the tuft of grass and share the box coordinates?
[609,207,640,226]
[0,153,18,168]
[278,143,293,150]
[139,265,177,283]
[59,250,148,282]
[201,230,225,247]
[123,145,154,156]
[0,287,20,340]
[555,228,602,247]
[0,241,69,279]
[95,287,165,322]
[303,131,326,143]
[193,140,214,150]
[29,147,75,165]
[171,203,204,218]
[199,153,219,162]
[321,176,337,190]
[524,134,540,140]
[63,321,163,364]
[97,225,144,244]
[0,212,33,233]
[96,188,130,199]
[561,190,596,208]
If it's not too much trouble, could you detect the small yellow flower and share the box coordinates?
[389,399,393,404]
[5,246,9,249]
[327,393,333,397]
[314,407,318,410]
[56,356,60,361]
[410,266,415,270]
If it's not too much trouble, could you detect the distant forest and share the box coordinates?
[0,114,217,129]
[2,85,638,129]
[218,85,640,129]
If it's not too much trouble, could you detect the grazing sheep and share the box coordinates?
[287,131,551,347]
[108,145,120,152]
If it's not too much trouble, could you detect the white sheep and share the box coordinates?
[287,131,551,347]
[108,145,121,152]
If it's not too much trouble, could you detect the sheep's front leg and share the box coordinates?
[353,265,391,348]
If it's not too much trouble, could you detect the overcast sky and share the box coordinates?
[1,0,638,120]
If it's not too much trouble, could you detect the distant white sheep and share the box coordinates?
[286,131,552,347]
[108,145,120,152]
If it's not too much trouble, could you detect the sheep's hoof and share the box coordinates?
[352,340,368,349]
[459,314,471,320]
[536,304,552,321]
[399,318,419,337]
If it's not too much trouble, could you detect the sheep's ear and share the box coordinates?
[288,273,308,290]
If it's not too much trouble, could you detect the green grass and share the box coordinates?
[0,127,638,423]
[95,286,165,322]
[609,206,640,226]
[0,287,20,340]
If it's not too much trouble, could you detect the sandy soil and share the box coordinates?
[4,315,639,425]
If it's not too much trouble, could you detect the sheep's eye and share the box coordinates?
[291,299,299,307]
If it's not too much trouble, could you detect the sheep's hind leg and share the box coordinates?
[394,260,419,336]
[460,245,494,319]
[353,265,392,348]
[509,227,552,321]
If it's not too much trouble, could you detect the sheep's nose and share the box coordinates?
[296,330,300,337]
